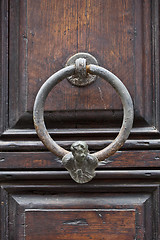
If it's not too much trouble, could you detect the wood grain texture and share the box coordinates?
[152,0,160,132]
[9,0,27,128]
[0,170,160,181]
[0,151,160,169]
[4,0,159,132]
[25,210,136,240]
[26,0,134,112]
[2,182,157,240]
[0,1,160,239]
[0,0,8,135]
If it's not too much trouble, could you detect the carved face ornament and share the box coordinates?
[62,141,99,183]
[71,141,88,161]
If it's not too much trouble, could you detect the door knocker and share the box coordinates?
[33,53,134,184]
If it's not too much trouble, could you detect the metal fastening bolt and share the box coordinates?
[75,58,87,78]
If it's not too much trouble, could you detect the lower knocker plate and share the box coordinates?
[62,141,98,184]
[65,52,98,87]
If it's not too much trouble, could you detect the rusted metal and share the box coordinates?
[33,65,75,159]
[87,64,134,161]
[75,58,87,79]
[33,53,134,183]
[65,52,98,86]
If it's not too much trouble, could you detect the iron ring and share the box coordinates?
[33,64,134,162]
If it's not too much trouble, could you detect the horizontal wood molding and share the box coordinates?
[0,151,160,169]
[0,170,160,181]
[1,140,160,151]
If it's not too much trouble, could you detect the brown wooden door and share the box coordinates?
[0,0,160,239]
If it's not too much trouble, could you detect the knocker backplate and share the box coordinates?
[65,52,98,87]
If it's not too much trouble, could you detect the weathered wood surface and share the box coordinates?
[0,0,160,239]
[1,181,157,239]
[1,0,158,132]
[0,151,160,169]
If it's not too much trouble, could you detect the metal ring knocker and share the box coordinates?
[33,53,134,184]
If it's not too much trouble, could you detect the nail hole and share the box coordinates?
[0,158,5,162]
[5,175,12,179]
[145,173,151,177]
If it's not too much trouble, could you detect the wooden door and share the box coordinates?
[0,0,160,239]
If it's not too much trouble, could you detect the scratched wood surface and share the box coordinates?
[6,187,155,239]
[25,210,136,240]
[27,0,134,111]
[0,151,160,169]
[6,0,155,131]
[0,0,160,239]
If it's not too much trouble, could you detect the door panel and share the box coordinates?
[0,0,160,239]
[7,0,154,128]
[1,180,158,240]
[25,210,136,240]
